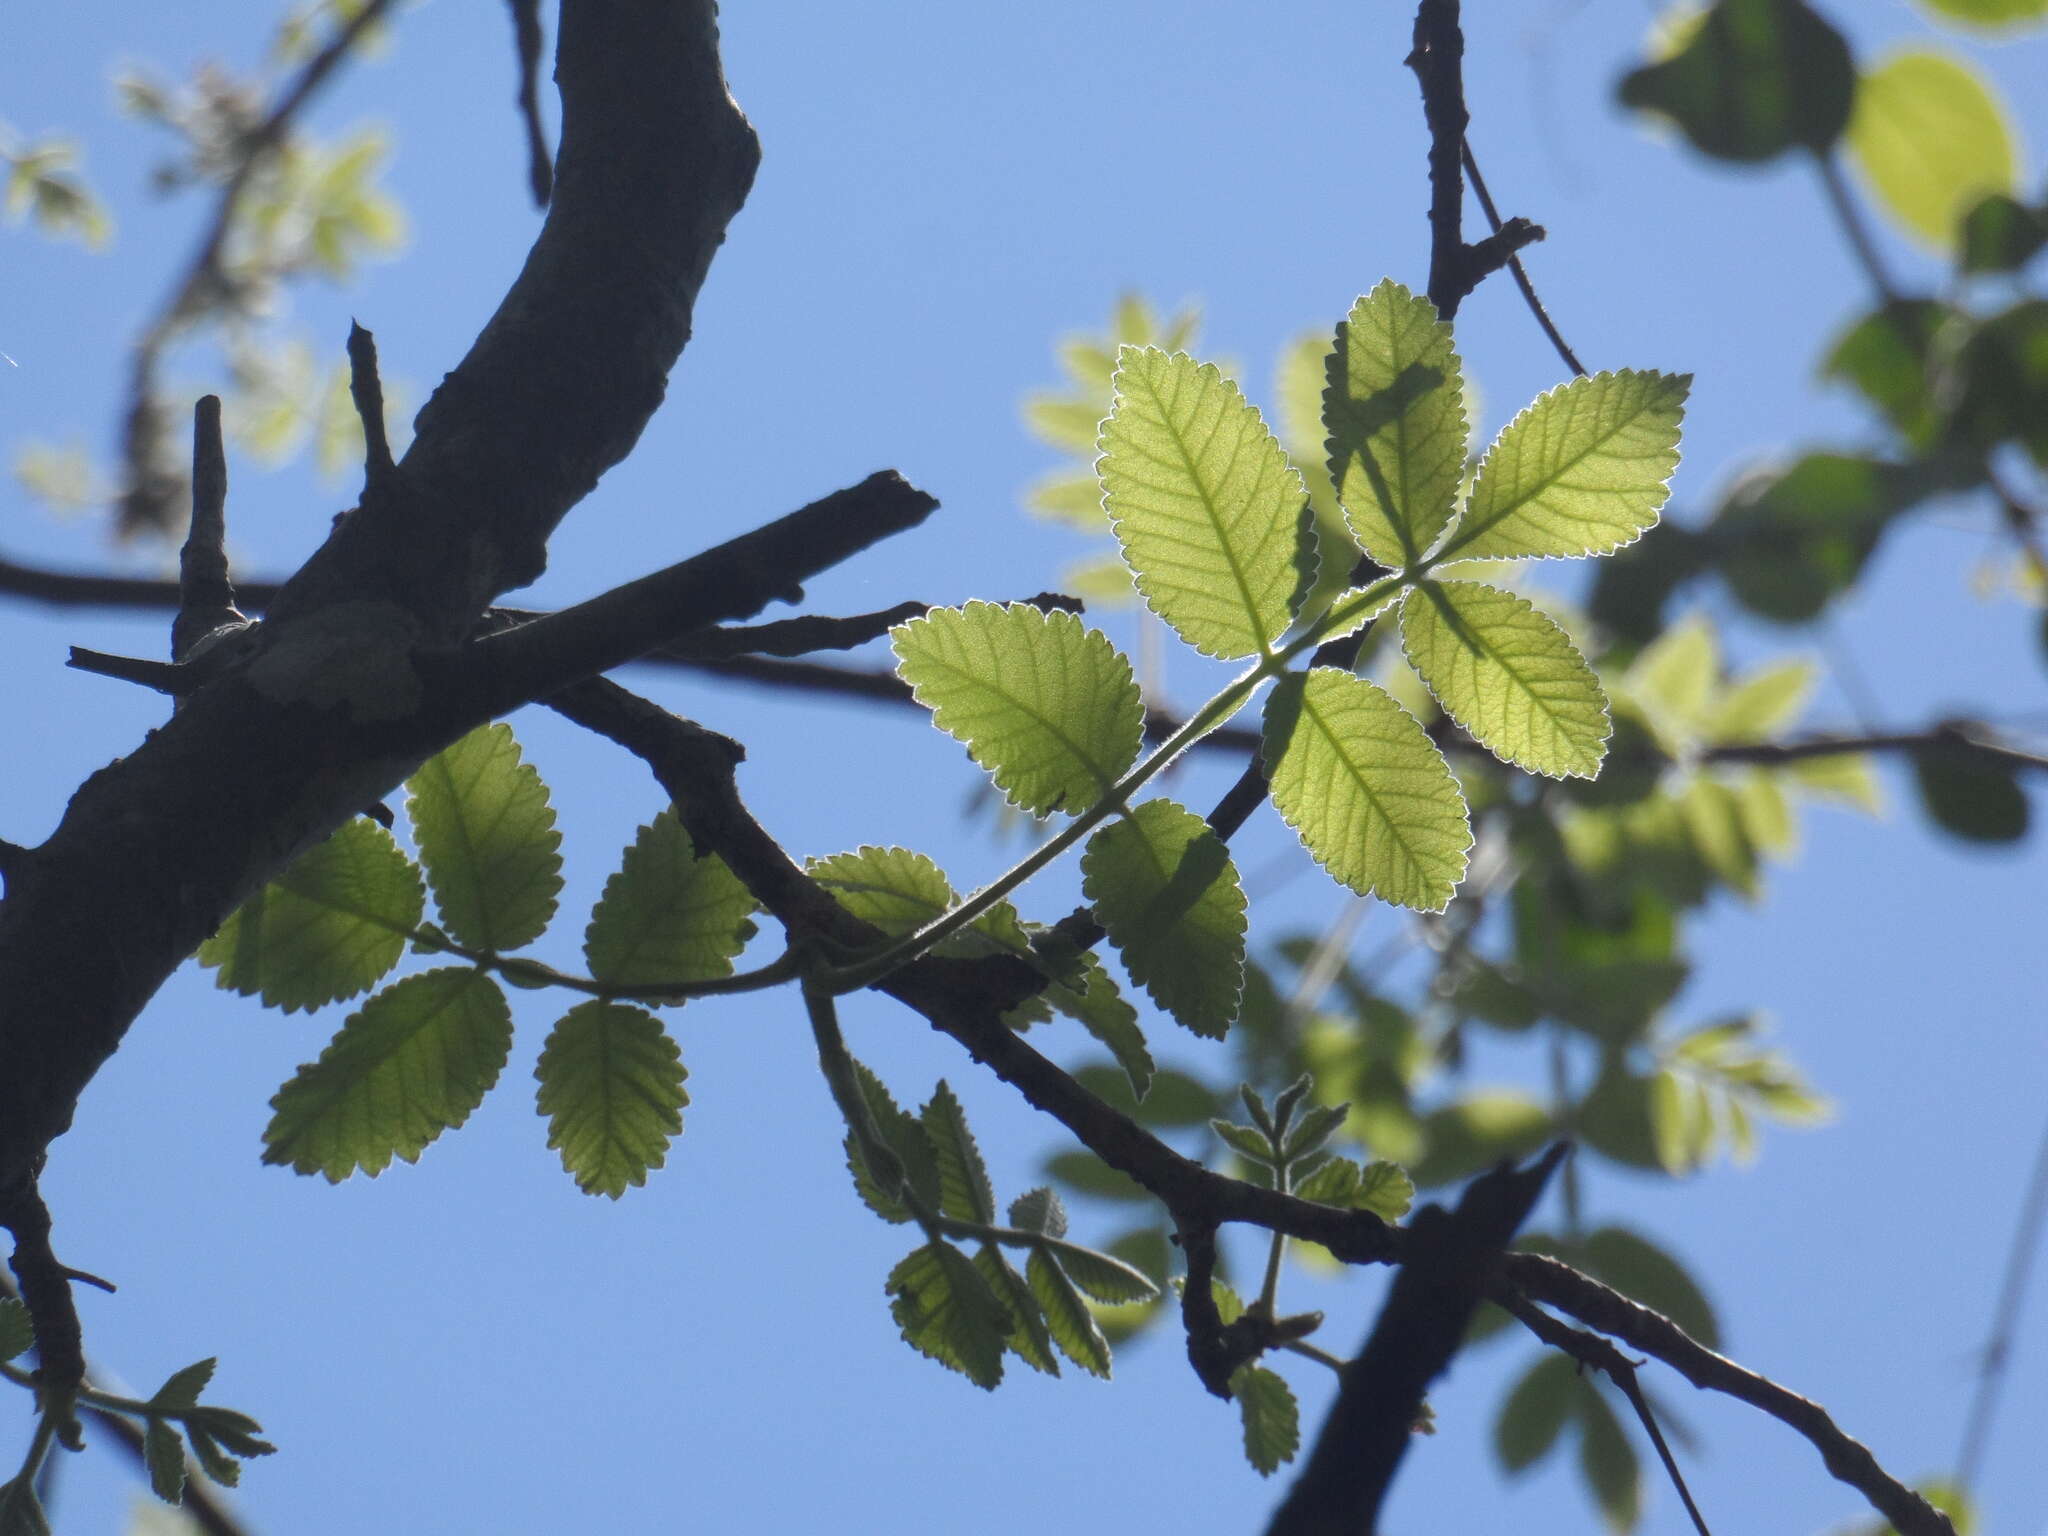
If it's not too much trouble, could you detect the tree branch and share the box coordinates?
[172,396,241,662]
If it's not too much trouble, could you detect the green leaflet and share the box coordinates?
[1296,1156,1417,1222]
[263,967,513,1181]
[1580,1226,1721,1351]
[1045,1241,1158,1305]
[1704,659,1816,743]
[1439,371,1688,562]
[406,723,563,953]
[0,1300,29,1362]
[973,1246,1059,1376]
[1039,950,1155,1103]
[1098,346,1314,659]
[583,809,758,993]
[1081,799,1247,1038]
[922,1081,996,1225]
[199,818,424,1012]
[535,1001,688,1198]
[886,1242,1010,1390]
[1848,49,2017,251]
[1495,1353,1577,1473]
[1577,1379,1642,1532]
[892,602,1144,816]
[1009,1186,1068,1238]
[1617,0,1855,162]
[1262,669,1472,913]
[144,1416,185,1503]
[1231,1365,1300,1476]
[1325,279,1469,567]
[842,1058,943,1225]
[1399,580,1610,779]
[1026,1246,1111,1378]
[1918,0,2048,28]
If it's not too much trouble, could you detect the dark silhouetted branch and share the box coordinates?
[173,396,242,662]
[346,321,395,493]
[1462,140,1585,376]
[508,0,554,206]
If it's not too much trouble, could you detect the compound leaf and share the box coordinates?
[893,602,1144,816]
[1399,580,1610,778]
[264,967,513,1181]
[1099,346,1313,658]
[1082,799,1246,1037]
[406,724,562,952]
[1263,669,1471,911]
[535,1001,688,1198]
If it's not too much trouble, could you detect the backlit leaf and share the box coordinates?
[886,1243,1009,1389]
[535,1001,687,1198]
[263,968,513,1180]
[1231,1365,1301,1475]
[199,818,423,1012]
[1099,347,1313,658]
[843,1059,942,1224]
[406,724,562,952]
[1496,1353,1577,1473]
[974,1246,1058,1376]
[1848,49,2017,251]
[583,809,757,993]
[893,602,1144,816]
[1440,371,1688,561]
[1263,669,1471,911]
[1082,799,1247,1036]
[1576,1382,1643,1532]
[1028,1247,1111,1377]
[1325,280,1468,567]
[922,1081,996,1225]
[1399,580,1610,778]
[1916,0,2048,29]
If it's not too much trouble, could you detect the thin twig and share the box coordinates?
[508,0,554,206]
[1498,1289,1712,1536]
[172,396,241,661]
[1461,140,1585,376]
[1407,0,1473,317]
[1509,1252,1954,1536]
[119,0,402,533]
[346,321,395,492]
[1816,151,1900,306]
[1954,1108,2048,1492]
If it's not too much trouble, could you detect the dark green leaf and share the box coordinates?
[1008,1186,1068,1238]
[1211,1118,1277,1166]
[1071,1062,1214,1128]
[535,1002,688,1198]
[1046,1149,1153,1204]
[149,1358,217,1412]
[1947,300,2048,468]
[263,968,513,1181]
[886,1243,1009,1389]
[1912,738,2031,842]
[1708,453,1920,622]
[1028,1247,1111,1377]
[406,724,563,953]
[1048,1242,1160,1305]
[1960,191,2048,273]
[1822,302,1961,453]
[0,1301,30,1363]
[844,1060,942,1223]
[1231,1365,1301,1475]
[1618,0,1855,161]
[1576,1381,1643,1532]
[1495,1353,1577,1473]
[1280,1102,1351,1164]
[144,1417,186,1503]
[922,1081,996,1225]
[0,1475,51,1536]
[183,1404,274,1460]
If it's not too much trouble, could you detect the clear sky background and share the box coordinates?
[3,2,2046,1533]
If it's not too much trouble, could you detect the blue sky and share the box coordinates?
[4,2,2046,1533]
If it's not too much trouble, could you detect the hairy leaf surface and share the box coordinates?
[887,1243,1009,1390]
[583,809,757,993]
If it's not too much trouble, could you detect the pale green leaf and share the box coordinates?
[583,809,758,993]
[1788,751,1883,813]
[1441,371,1689,561]
[1624,613,1719,745]
[1081,799,1247,1037]
[892,602,1144,816]
[199,818,423,1012]
[263,968,513,1181]
[1735,771,1797,857]
[1705,659,1816,742]
[1848,50,2017,251]
[922,1081,997,1225]
[535,1001,688,1198]
[406,724,562,952]
[1231,1365,1301,1476]
[1027,1247,1111,1377]
[1355,1160,1417,1221]
[974,1246,1059,1376]
[1917,0,2048,31]
[1325,279,1469,566]
[809,845,956,934]
[886,1242,1009,1389]
[1099,347,1313,658]
[1399,580,1610,778]
[1262,669,1472,912]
